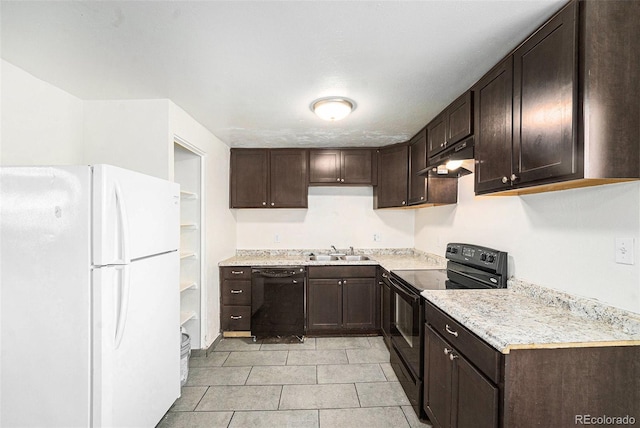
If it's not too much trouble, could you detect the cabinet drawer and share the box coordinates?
[425,301,502,383]
[222,280,251,305]
[221,305,251,331]
[308,265,376,279]
[221,266,251,280]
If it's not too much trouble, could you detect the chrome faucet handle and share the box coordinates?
[349,246,354,255]
[331,245,338,253]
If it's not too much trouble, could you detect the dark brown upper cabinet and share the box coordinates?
[427,91,473,159]
[409,129,459,207]
[374,143,409,208]
[474,0,640,195]
[230,148,308,208]
[309,149,375,185]
[474,57,514,194]
[408,129,428,205]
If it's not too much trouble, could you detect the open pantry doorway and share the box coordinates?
[174,137,206,349]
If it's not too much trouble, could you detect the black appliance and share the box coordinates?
[251,267,305,339]
[389,243,507,421]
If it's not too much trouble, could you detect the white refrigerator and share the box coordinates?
[1,165,181,427]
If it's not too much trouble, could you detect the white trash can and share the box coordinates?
[180,332,191,386]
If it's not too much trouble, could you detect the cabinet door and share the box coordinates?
[374,144,409,208]
[424,326,453,428]
[309,150,341,184]
[307,279,342,331]
[452,354,499,428]
[230,149,269,208]
[447,91,473,145]
[270,149,308,208]
[341,149,373,184]
[427,113,447,158]
[342,278,377,330]
[408,130,428,205]
[426,176,458,205]
[474,57,514,194]
[513,2,577,186]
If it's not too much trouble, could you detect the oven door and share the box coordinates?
[389,274,422,382]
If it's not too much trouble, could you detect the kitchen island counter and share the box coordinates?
[421,280,640,354]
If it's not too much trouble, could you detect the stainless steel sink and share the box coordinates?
[307,255,340,261]
[339,255,370,261]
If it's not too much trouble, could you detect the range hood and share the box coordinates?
[418,135,474,177]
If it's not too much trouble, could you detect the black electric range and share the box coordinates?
[388,243,508,422]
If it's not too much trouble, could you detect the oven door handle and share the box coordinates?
[389,276,420,302]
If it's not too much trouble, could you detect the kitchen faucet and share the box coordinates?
[330,245,338,254]
[349,246,354,255]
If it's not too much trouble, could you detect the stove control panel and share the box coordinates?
[446,243,507,273]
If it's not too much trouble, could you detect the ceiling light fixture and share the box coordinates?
[310,97,356,121]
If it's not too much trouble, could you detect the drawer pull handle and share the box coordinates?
[231,270,244,275]
[230,315,243,320]
[445,324,459,337]
[230,289,243,294]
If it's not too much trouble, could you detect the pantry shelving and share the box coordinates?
[174,141,204,349]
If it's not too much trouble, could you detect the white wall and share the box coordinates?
[415,174,640,313]
[170,102,235,349]
[236,186,415,250]
[83,99,170,179]
[1,61,83,165]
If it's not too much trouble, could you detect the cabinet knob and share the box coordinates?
[336,178,341,182]
[501,176,508,184]
[262,201,267,206]
[402,201,406,205]
[271,202,275,206]
[444,347,452,356]
[341,178,345,183]
[338,280,342,286]
[420,196,424,200]
[510,174,518,182]
[449,353,458,361]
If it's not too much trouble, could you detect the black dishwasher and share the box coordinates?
[251,267,305,339]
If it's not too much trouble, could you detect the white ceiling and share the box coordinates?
[1,0,566,148]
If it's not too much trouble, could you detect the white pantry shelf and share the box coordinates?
[180,311,197,326]
[180,251,197,260]
[180,190,198,199]
[180,281,198,293]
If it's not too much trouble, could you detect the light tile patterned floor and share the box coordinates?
[157,336,433,428]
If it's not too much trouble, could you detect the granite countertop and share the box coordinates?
[219,248,446,272]
[421,281,640,354]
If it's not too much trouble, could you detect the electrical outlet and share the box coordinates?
[274,234,281,243]
[615,238,634,265]
[373,233,381,242]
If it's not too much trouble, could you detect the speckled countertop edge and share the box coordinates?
[219,248,447,271]
[422,282,640,354]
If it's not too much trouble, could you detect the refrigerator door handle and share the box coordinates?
[114,183,131,264]
[114,265,131,349]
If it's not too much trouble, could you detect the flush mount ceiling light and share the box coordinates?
[310,97,356,121]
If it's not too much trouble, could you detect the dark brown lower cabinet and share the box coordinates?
[424,301,640,428]
[425,327,498,428]
[307,266,378,334]
[307,278,342,331]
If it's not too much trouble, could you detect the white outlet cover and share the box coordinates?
[615,238,634,265]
